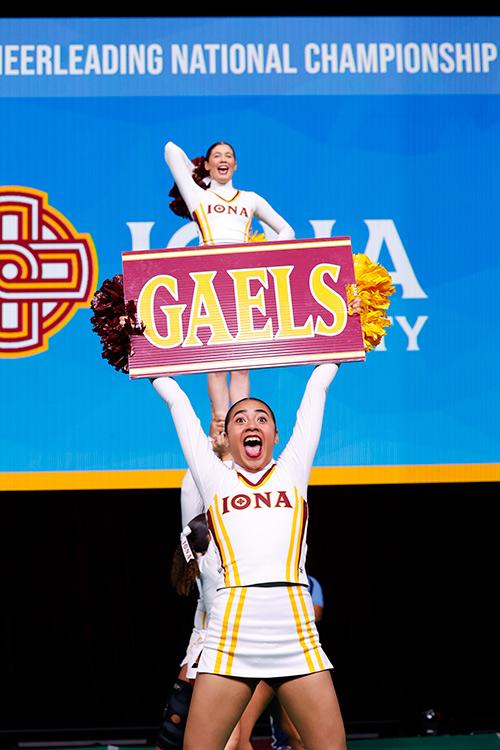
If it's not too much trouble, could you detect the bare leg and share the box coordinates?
[275,702,305,750]
[235,680,274,750]
[276,671,346,750]
[224,721,241,750]
[208,371,230,422]
[184,673,256,750]
[229,370,249,406]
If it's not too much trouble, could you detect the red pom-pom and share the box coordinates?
[169,156,210,218]
[90,274,145,374]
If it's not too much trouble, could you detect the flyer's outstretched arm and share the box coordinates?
[164,140,201,215]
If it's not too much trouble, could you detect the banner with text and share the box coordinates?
[122,238,365,377]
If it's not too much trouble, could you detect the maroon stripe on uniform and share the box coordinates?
[236,464,275,488]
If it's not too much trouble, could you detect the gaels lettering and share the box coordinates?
[222,490,293,514]
[138,262,347,349]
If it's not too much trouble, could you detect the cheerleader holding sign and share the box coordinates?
[152,362,347,750]
[164,140,295,426]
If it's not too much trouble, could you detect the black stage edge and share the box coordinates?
[1,482,499,748]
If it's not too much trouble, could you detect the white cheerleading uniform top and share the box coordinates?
[188,544,221,633]
[180,464,205,529]
[154,364,338,589]
[164,141,295,246]
[180,460,232,622]
[195,544,222,625]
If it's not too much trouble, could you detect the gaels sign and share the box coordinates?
[122,237,365,378]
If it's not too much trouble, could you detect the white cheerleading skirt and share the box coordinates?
[197,584,332,679]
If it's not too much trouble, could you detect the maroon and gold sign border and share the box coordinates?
[123,237,365,378]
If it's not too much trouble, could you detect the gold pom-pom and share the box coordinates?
[346,253,395,352]
[248,231,267,242]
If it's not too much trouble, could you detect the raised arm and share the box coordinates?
[164,140,202,215]
[180,469,205,529]
[151,376,224,506]
[278,363,339,491]
[253,194,295,240]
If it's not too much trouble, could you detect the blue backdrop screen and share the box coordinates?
[1,16,499,488]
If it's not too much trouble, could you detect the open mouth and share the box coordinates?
[217,164,229,175]
[243,435,262,459]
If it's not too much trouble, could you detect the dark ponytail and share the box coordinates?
[170,514,210,596]
[168,157,210,219]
